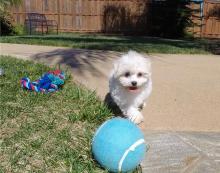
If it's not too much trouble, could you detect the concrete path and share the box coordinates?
[142,132,220,173]
[1,43,220,172]
[1,43,220,131]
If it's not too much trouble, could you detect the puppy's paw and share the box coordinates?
[127,108,144,124]
[132,115,144,124]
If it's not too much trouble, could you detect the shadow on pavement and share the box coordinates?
[32,48,122,77]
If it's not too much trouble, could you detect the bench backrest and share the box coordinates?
[27,13,47,21]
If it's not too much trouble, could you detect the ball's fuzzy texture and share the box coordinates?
[92,118,147,172]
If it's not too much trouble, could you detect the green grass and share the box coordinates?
[1,33,219,54]
[0,56,142,172]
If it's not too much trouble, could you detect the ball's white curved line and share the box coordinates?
[118,139,145,172]
[92,119,111,143]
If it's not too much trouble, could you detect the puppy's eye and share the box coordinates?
[124,72,130,77]
[137,72,143,77]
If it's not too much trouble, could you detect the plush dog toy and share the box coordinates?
[20,70,65,93]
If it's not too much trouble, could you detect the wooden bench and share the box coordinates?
[25,13,58,35]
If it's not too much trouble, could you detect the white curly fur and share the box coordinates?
[109,50,152,124]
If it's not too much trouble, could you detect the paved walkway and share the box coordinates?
[1,43,220,131]
[1,43,220,172]
[142,131,220,173]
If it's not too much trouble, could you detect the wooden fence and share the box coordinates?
[202,0,220,38]
[11,0,220,38]
[12,0,151,33]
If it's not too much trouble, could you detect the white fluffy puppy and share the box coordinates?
[109,50,152,124]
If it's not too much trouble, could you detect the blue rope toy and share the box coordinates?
[20,70,65,93]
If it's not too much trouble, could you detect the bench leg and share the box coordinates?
[41,23,44,35]
[29,22,32,35]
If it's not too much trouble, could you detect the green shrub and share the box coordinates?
[0,12,26,36]
[149,0,193,38]
[12,24,26,35]
[0,0,22,35]
[0,12,14,36]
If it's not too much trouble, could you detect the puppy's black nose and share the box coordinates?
[131,81,137,86]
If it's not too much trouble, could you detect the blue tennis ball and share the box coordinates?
[92,118,147,172]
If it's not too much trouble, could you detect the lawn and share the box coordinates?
[0,56,125,172]
[1,34,219,54]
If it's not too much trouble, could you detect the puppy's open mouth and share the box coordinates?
[127,86,139,92]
